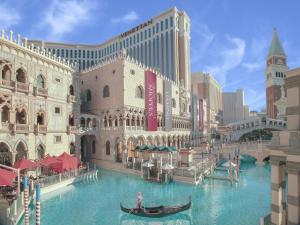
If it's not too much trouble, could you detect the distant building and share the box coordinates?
[222,89,249,124]
[265,28,288,119]
[29,7,191,91]
[191,72,222,140]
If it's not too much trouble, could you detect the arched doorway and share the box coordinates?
[80,135,96,163]
[15,141,27,161]
[36,144,45,160]
[0,142,12,166]
[70,142,75,155]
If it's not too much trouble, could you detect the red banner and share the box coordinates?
[145,70,157,131]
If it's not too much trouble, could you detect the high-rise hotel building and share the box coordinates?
[29,7,191,90]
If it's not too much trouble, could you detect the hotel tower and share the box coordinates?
[29,7,191,90]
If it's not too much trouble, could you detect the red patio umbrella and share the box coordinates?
[38,155,61,167]
[52,152,78,172]
[0,168,17,187]
[13,158,37,170]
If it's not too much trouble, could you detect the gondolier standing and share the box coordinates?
[137,192,143,209]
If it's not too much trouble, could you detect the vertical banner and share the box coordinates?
[199,98,204,131]
[192,95,199,131]
[163,80,172,131]
[145,70,157,131]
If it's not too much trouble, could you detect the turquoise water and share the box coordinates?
[27,163,271,225]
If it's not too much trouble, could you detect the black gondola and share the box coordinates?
[120,196,191,218]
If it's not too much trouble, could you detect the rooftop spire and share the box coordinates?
[268,28,286,58]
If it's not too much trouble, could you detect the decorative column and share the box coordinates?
[23,176,29,225]
[286,161,300,225]
[36,184,41,225]
[270,155,286,225]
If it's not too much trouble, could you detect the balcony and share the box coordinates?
[16,82,29,93]
[67,125,79,134]
[0,122,11,132]
[34,87,48,97]
[14,124,29,134]
[0,80,15,90]
[34,124,47,134]
[67,94,76,103]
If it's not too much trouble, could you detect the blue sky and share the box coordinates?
[1,0,299,111]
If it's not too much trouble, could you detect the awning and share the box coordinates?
[0,168,17,187]
[13,158,37,170]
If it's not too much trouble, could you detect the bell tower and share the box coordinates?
[265,28,288,119]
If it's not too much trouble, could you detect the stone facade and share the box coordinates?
[79,50,198,164]
[0,30,80,165]
[268,67,300,225]
[191,72,222,140]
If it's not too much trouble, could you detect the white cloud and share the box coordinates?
[0,3,20,29]
[111,11,139,24]
[40,0,96,40]
[205,35,246,87]
[242,62,263,72]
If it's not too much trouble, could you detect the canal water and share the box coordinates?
[27,162,271,225]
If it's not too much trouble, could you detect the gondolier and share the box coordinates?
[137,192,143,209]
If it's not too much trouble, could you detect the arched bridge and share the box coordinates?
[221,141,271,163]
[225,117,286,141]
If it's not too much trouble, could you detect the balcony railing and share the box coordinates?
[67,125,79,134]
[67,94,76,103]
[0,122,10,132]
[14,124,29,133]
[16,82,29,93]
[0,79,15,89]
[34,87,48,97]
[34,124,47,134]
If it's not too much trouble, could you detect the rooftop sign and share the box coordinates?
[120,19,153,38]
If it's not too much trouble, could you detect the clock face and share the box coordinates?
[275,57,285,65]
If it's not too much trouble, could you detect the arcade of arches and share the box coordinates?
[0,141,28,166]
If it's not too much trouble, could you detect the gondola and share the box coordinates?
[120,196,191,218]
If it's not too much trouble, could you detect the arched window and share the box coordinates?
[69,115,75,126]
[103,85,110,98]
[104,116,108,127]
[36,74,45,88]
[172,98,176,108]
[69,85,74,95]
[87,118,92,127]
[92,140,96,154]
[0,142,12,166]
[37,112,45,125]
[86,89,92,101]
[157,93,162,104]
[16,68,26,83]
[16,109,27,124]
[2,65,11,80]
[106,141,110,155]
[92,118,97,128]
[15,142,27,161]
[136,86,144,99]
[37,144,45,160]
[80,117,86,127]
[1,105,9,123]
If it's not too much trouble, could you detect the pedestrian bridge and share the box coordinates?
[225,117,286,141]
[221,141,271,163]
[79,113,100,136]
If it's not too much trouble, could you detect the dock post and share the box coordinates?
[36,184,41,225]
[24,176,29,225]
